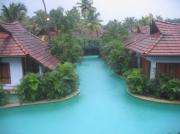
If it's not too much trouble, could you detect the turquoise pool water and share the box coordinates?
[0,56,180,134]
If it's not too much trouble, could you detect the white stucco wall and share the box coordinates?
[1,57,23,90]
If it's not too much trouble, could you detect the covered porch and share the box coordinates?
[135,54,180,79]
[0,56,46,90]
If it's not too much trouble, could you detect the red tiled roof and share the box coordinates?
[148,34,180,56]
[124,32,149,45]
[126,20,180,56]
[128,33,160,55]
[155,21,180,35]
[124,26,150,45]
[0,32,25,57]
[0,21,60,70]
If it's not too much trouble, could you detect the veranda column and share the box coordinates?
[136,53,140,68]
[150,60,156,80]
[39,65,43,75]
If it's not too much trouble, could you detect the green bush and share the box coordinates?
[0,84,7,105]
[17,73,41,102]
[50,34,83,63]
[56,63,78,94]
[100,40,130,74]
[159,77,180,100]
[126,71,180,100]
[126,69,145,94]
[143,80,160,97]
[17,63,78,102]
[39,63,78,99]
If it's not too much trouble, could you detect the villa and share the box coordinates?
[0,21,59,90]
[125,20,180,79]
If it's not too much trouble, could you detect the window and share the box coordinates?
[0,63,11,84]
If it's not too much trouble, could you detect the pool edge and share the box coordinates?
[126,88,180,105]
[0,89,80,109]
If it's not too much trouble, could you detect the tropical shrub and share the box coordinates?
[50,34,83,63]
[39,63,78,99]
[17,73,41,102]
[100,40,130,74]
[17,63,78,102]
[158,77,180,100]
[143,79,160,97]
[56,63,78,95]
[126,69,145,94]
[0,84,7,105]
[126,71,180,100]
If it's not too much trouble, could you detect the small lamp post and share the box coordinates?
[42,0,51,42]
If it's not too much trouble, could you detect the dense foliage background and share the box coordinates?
[50,34,83,63]
[100,40,130,74]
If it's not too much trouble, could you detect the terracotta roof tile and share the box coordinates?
[126,20,180,56]
[0,21,59,70]
[155,21,180,35]
[0,32,25,57]
[124,26,150,45]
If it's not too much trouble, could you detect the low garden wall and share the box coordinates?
[0,89,80,109]
[127,88,180,104]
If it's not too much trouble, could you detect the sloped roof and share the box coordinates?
[127,33,160,55]
[0,21,59,70]
[124,26,149,45]
[148,34,180,55]
[155,21,180,35]
[124,32,149,46]
[0,32,26,56]
[126,20,180,56]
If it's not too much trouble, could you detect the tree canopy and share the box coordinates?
[101,20,128,43]
[1,2,27,22]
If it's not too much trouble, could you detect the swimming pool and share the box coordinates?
[0,56,180,134]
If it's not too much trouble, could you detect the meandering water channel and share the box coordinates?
[0,56,180,134]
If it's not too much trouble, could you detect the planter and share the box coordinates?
[0,89,80,109]
[127,88,180,104]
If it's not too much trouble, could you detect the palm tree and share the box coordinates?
[138,13,153,26]
[102,20,128,42]
[77,0,93,20]
[123,17,138,29]
[49,7,64,32]
[86,8,101,37]
[64,7,81,32]
[1,3,27,22]
[33,10,47,34]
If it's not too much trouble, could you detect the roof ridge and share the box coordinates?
[144,35,162,55]
[0,21,19,25]
[127,33,149,47]
[12,35,28,55]
[28,32,50,46]
[155,20,180,25]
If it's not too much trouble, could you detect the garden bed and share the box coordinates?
[127,88,180,104]
[0,89,80,109]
